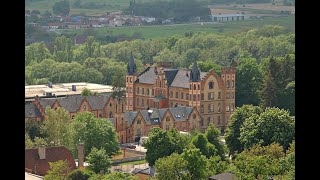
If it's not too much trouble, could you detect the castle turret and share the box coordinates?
[189,62,201,109]
[221,67,236,129]
[126,52,138,111]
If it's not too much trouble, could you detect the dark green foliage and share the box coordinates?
[52,0,70,16]
[191,133,217,158]
[87,147,112,174]
[68,168,95,180]
[205,123,226,160]
[25,119,42,140]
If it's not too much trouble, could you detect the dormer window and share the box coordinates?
[83,105,86,109]
[209,81,214,89]
[137,119,141,124]
[166,117,170,122]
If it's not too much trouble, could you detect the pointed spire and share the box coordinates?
[127,51,137,75]
[190,61,200,82]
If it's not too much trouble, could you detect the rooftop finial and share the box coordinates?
[127,51,137,75]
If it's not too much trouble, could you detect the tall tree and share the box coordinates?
[87,147,111,174]
[225,105,263,156]
[41,107,73,149]
[72,112,120,157]
[191,133,217,158]
[236,58,263,106]
[205,123,226,160]
[155,153,189,180]
[44,160,71,180]
[181,148,208,179]
[53,36,74,62]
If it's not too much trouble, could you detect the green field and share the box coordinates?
[60,15,294,39]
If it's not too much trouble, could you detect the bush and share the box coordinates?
[68,168,95,180]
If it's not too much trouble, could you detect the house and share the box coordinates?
[25,146,76,176]
[211,13,249,22]
[207,172,236,180]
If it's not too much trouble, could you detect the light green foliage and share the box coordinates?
[225,105,263,155]
[240,107,295,150]
[205,123,226,160]
[155,153,189,180]
[25,42,52,65]
[72,112,120,157]
[53,36,74,62]
[44,160,71,180]
[181,148,208,180]
[81,88,93,96]
[197,61,221,75]
[41,107,73,149]
[33,137,48,148]
[68,168,96,180]
[87,147,111,174]
[25,133,34,149]
[207,156,229,176]
[88,171,138,180]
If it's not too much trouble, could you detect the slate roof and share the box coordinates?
[164,69,179,86]
[169,106,194,121]
[125,111,138,125]
[170,69,190,88]
[25,103,41,118]
[136,67,157,84]
[57,95,84,112]
[85,95,110,110]
[38,98,56,109]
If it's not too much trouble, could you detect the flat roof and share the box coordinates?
[25,82,113,98]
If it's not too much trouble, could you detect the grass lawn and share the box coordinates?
[114,159,146,166]
[60,15,294,40]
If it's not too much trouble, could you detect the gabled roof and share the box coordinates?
[25,103,41,118]
[169,106,194,121]
[164,69,179,87]
[170,69,190,88]
[85,95,110,110]
[136,67,157,84]
[125,111,138,125]
[56,95,84,112]
[25,146,76,176]
[38,98,56,109]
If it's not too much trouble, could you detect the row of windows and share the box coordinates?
[189,84,201,90]
[226,92,235,99]
[135,87,155,96]
[226,80,235,89]
[136,98,150,107]
[126,77,133,83]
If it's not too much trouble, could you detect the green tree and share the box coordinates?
[205,123,226,160]
[144,128,175,166]
[191,133,217,158]
[168,128,191,154]
[44,160,71,180]
[25,133,34,149]
[53,36,74,62]
[197,61,221,75]
[111,66,126,97]
[89,171,138,180]
[25,42,51,65]
[225,105,263,156]
[236,58,263,106]
[72,112,120,157]
[52,0,70,16]
[87,147,111,174]
[181,148,208,179]
[81,88,93,96]
[240,107,295,150]
[41,107,73,149]
[33,137,48,148]
[207,156,229,176]
[68,168,96,180]
[155,153,189,180]
[25,119,42,140]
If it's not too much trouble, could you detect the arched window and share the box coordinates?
[166,117,170,122]
[209,81,214,89]
[232,80,235,88]
[227,80,230,89]
[137,119,141,124]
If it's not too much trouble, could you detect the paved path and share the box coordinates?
[25,172,43,180]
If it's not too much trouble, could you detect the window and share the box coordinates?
[136,128,141,136]
[147,89,150,95]
[147,99,149,106]
[166,117,170,122]
[109,112,113,118]
[130,87,132,93]
[175,92,178,99]
[181,93,184,99]
[232,92,235,99]
[197,94,200,101]
[137,119,141,124]
[126,77,128,82]
[208,92,214,100]
[226,92,230,99]
[171,102,173,107]
[218,116,221,125]
[200,119,204,126]
[208,104,211,112]
[194,84,196,90]
[186,94,189,100]
[209,81,214,89]
[201,93,204,100]
[190,84,192,90]
[226,105,230,112]
[193,94,196,101]
[136,98,139,106]
[137,87,140,94]
[218,92,221,99]
[207,117,211,126]
[83,105,86,109]
[218,103,221,112]
[110,103,112,107]
[232,80,235,88]
[201,104,204,113]
[227,80,230,89]
[130,98,132,106]
[160,81,162,88]
[142,88,144,95]
[152,89,154,96]
[198,84,200,90]
[170,91,173,98]
[142,99,144,106]
[130,77,132,83]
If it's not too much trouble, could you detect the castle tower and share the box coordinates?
[221,67,236,129]
[188,62,201,110]
[126,52,138,111]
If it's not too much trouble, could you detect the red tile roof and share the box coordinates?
[25,146,76,176]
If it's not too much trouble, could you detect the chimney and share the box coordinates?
[48,82,52,88]
[78,143,84,168]
[72,85,77,91]
[38,146,46,160]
